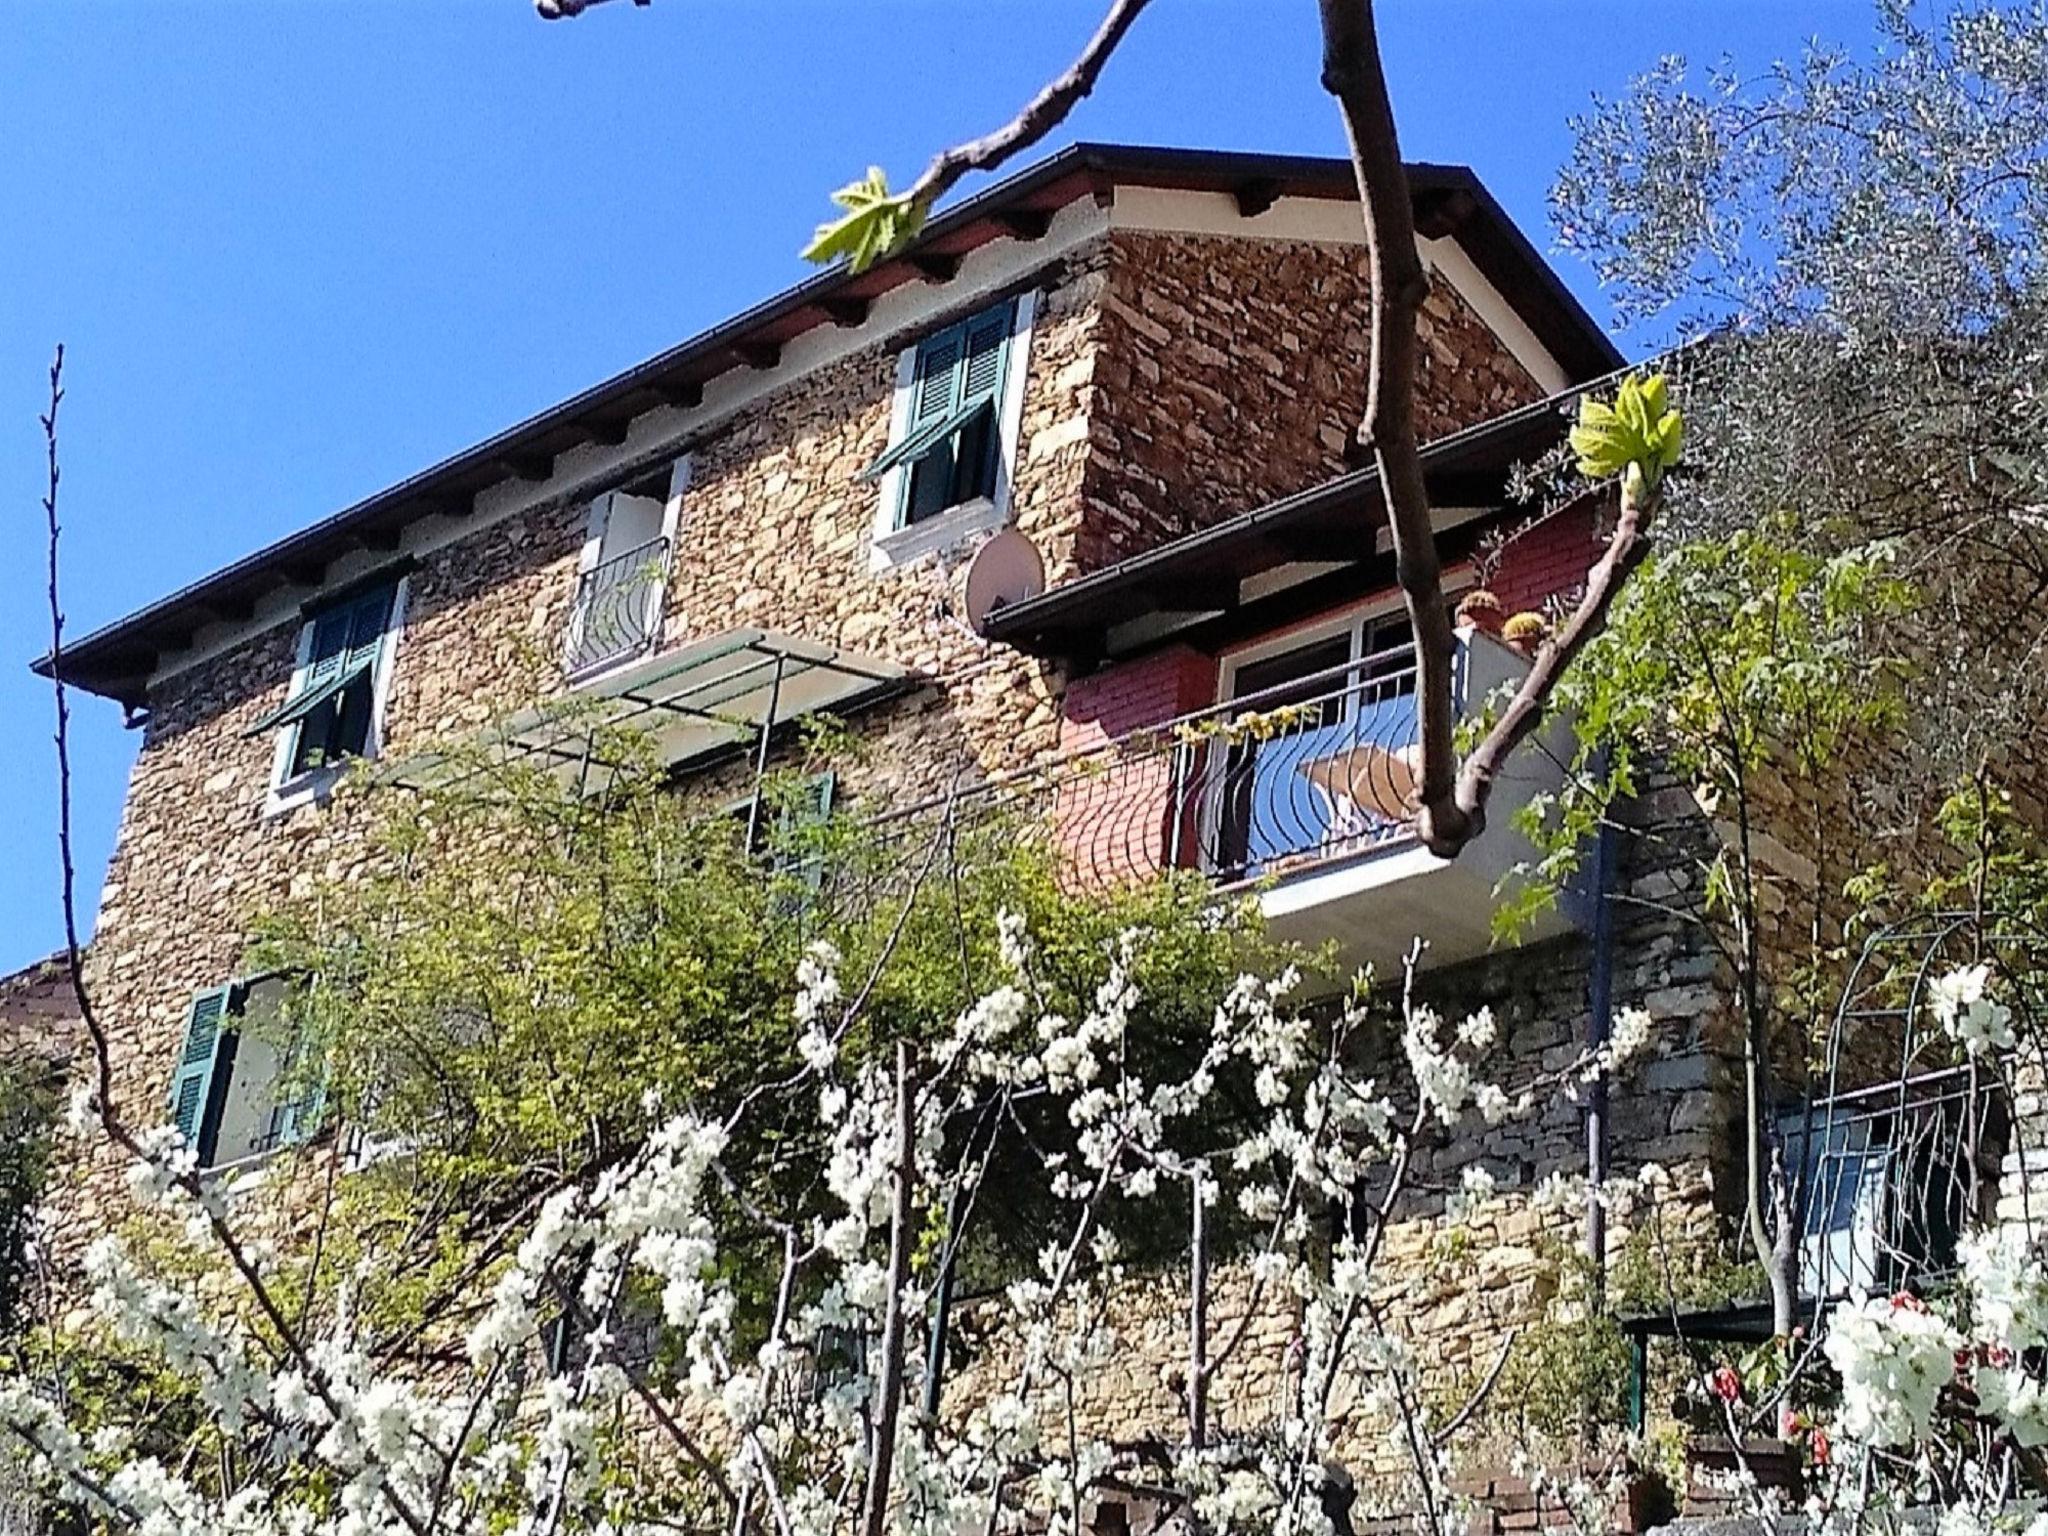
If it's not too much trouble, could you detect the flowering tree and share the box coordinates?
[4,850,1668,1536]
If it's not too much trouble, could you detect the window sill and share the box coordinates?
[565,640,661,692]
[263,762,348,821]
[870,496,1006,573]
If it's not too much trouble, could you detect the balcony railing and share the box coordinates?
[1787,1065,2010,1310]
[1057,646,1448,890]
[565,536,669,678]
[866,639,1461,897]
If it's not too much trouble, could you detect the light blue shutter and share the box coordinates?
[269,1049,328,1149]
[169,986,234,1160]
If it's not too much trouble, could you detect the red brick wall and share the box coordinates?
[1053,646,1217,887]
[1488,500,1604,618]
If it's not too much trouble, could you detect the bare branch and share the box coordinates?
[900,0,1155,212]
[1452,476,1661,828]
[1316,0,1473,856]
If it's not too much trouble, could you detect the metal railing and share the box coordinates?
[1787,1064,2011,1312]
[565,536,669,677]
[862,639,1457,896]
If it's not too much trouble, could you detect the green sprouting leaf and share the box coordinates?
[1569,372,1684,488]
[801,166,928,274]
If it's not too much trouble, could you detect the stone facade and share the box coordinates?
[1072,232,1543,575]
[44,169,1764,1512]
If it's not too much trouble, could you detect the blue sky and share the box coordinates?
[0,0,1872,972]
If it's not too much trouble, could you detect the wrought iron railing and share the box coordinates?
[565,536,669,677]
[860,639,1458,897]
[1786,1064,2011,1314]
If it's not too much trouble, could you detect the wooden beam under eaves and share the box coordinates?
[1233,177,1284,219]
[202,593,256,624]
[819,295,870,328]
[908,251,961,283]
[993,209,1052,241]
[1413,186,1478,241]
[496,450,553,483]
[581,417,631,447]
[1264,522,1360,564]
[354,526,404,554]
[655,379,704,410]
[1139,575,1240,615]
[733,339,782,371]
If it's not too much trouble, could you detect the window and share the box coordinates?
[1206,608,1425,878]
[862,296,1034,568]
[168,978,326,1170]
[248,580,402,795]
[566,463,685,680]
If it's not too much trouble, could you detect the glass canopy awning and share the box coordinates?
[381,628,916,797]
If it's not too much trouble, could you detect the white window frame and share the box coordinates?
[1216,592,1426,708]
[264,576,410,819]
[869,290,1036,573]
[566,456,691,687]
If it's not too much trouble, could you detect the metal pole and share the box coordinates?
[923,1180,965,1419]
[1585,818,1617,1290]
[1189,1179,1209,1450]
[743,651,787,854]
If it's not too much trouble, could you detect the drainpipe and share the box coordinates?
[1585,817,1618,1294]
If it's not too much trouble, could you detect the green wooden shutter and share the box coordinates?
[169,985,234,1161]
[909,322,967,427]
[960,306,1011,404]
[301,607,355,691]
[343,586,396,674]
[774,772,837,895]
[269,1045,328,1149]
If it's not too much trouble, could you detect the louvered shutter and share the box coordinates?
[269,1047,328,1149]
[774,772,837,897]
[169,985,234,1161]
[909,324,966,427]
[343,586,395,674]
[960,306,1011,404]
[301,607,355,692]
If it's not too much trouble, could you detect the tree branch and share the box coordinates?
[901,0,1155,212]
[1316,0,1471,856]
[1452,476,1661,828]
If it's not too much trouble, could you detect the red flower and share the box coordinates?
[1780,1407,1805,1438]
[1810,1428,1832,1466]
[1891,1290,1927,1314]
[1710,1366,1743,1404]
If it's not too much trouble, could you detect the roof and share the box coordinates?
[37,143,1620,709]
[979,378,1608,661]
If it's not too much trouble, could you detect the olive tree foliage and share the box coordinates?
[1553,0,2048,795]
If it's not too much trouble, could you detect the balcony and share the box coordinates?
[923,630,1580,977]
[565,536,670,678]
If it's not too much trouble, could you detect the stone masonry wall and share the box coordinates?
[43,212,1726,1502]
[1070,231,1545,575]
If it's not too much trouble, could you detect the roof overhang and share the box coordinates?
[36,143,1619,710]
[981,382,1597,663]
[383,628,915,796]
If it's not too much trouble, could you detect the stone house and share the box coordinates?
[31,143,1966,1467]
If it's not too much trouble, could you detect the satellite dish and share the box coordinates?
[963,527,1047,633]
